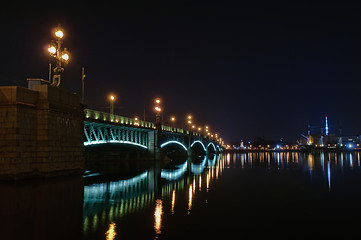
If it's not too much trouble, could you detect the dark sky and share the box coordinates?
[1,1,361,143]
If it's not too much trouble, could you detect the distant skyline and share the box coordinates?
[1,1,361,143]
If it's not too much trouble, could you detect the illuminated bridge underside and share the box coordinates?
[84,121,150,149]
[160,139,221,153]
[84,109,224,152]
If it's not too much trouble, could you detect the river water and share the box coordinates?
[1,152,361,239]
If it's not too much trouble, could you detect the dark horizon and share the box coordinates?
[1,1,361,143]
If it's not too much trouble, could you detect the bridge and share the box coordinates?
[0,84,224,179]
[84,109,224,156]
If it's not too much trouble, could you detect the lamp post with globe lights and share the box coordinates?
[154,98,162,129]
[47,25,70,88]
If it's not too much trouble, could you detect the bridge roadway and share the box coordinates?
[84,109,224,155]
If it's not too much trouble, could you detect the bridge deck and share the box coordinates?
[85,109,201,136]
[84,109,223,151]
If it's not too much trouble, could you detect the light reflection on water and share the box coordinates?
[229,151,361,171]
[82,154,225,239]
[154,199,162,235]
[82,151,361,239]
[105,222,116,240]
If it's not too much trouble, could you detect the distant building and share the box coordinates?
[299,116,360,149]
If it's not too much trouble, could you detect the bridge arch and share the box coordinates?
[190,140,206,152]
[84,140,148,149]
[207,142,217,152]
[160,140,188,151]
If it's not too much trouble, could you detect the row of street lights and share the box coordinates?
[153,98,223,143]
[106,95,223,144]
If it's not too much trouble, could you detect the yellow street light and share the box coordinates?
[134,117,139,126]
[48,45,57,55]
[109,94,116,115]
[62,53,69,61]
[55,28,64,39]
[170,116,176,128]
[61,48,70,61]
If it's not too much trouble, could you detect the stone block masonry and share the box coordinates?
[0,85,84,180]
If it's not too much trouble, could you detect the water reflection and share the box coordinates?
[188,184,193,214]
[227,151,361,192]
[154,199,163,235]
[1,151,359,239]
[82,154,224,239]
[0,176,84,240]
[105,222,116,240]
[81,151,361,239]
[228,151,361,171]
[171,190,176,214]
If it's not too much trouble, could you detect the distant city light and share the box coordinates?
[325,116,329,135]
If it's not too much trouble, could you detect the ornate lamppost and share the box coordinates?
[154,98,162,149]
[48,25,70,87]
[154,98,162,129]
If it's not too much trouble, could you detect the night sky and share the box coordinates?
[1,1,361,143]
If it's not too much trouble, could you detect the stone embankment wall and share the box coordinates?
[0,85,84,180]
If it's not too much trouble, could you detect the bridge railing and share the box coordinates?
[85,109,202,137]
[85,109,154,129]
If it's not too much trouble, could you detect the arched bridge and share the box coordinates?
[84,109,224,155]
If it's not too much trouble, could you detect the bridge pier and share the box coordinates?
[0,85,84,180]
[187,148,193,157]
[147,130,166,160]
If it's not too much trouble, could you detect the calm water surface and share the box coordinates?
[2,152,361,239]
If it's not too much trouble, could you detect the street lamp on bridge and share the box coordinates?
[47,25,70,88]
[154,98,162,129]
[186,115,192,130]
[170,116,176,128]
[109,94,116,115]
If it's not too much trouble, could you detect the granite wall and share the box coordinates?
[0,85,84,179]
